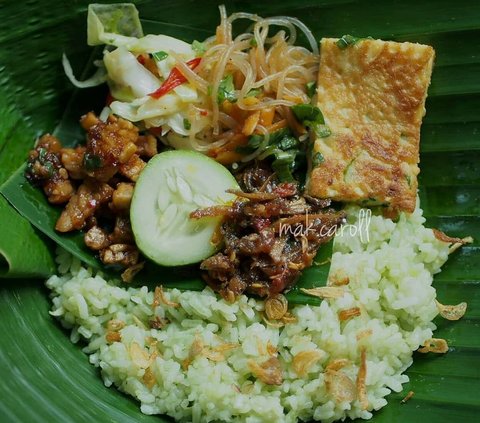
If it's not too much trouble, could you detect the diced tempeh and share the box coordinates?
[307,38,435,212]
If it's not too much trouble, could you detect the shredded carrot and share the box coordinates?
[265,119,288,133]
[228,103,248,123]
[259,107,275,127]
[242,111,261,136]
[243,96,260,107]
[214,150,244,165]
[233,70,245,89]
[221,100,234,114]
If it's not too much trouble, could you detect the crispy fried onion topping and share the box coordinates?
[356,328,373,342]
[328,271,350,286]
[432,229,474,254]
[326,358,350,372]
[338,307,361,321]
[293,350,324,377]
[153,285,180,309]
[265,294,288,320]
[325,369,357,403]
[435,299,467,321]
[418,338,449,354]
[248,357,283,385]
[106,319,125,331]
[129,341,157,369]
[106,331,121,343]
[300,286,346,299]
[142,366,156,389]
[356,347,368,410]
[182,335,239,369]
[401,390,414,404]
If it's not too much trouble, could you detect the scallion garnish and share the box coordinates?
[291,104,331,138]
[183,118,192,130]
[312,152,325,167]
[246,88,262,97]
[217,74,237,104]
[306,81,316,98]
[192,40,206,55]
[336,34,373,49]
[152,51,168,61]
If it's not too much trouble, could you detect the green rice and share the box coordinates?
[46,205,449,422]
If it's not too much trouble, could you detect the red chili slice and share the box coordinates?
[149,57,201,99]
[105,92,114,106]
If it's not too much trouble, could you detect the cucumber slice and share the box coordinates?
[130,150,239,266]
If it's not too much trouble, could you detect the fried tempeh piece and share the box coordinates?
[307,38,435,212]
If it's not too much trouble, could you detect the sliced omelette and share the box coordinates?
[306,37,435,212]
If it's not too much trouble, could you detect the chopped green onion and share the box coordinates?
[306,81,316,98]
[272,150,296,182]
[336,34,373,49]
[192,40,206,55]
[311,123,331,138]
[278,135,299,151]
[291,104,324,123]
[291,103,331,138]
[217,74,237,104]
[152,51,168,61]
[250,38,258,47]
[312,152,325,167]
[83,153,103,171]
[246,88,262,97]
[183,118,191,130]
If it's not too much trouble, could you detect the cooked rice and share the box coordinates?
[46,204,449,422]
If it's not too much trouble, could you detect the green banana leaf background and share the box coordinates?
[0,0,479,421]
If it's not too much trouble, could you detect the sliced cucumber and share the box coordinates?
[130,150,239,266]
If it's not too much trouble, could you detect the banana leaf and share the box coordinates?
[0,0,479,422]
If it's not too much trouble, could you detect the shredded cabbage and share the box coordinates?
[83,3,202,138]
[62,54,107,88]
[87,3,143,47]
[103,47,160,100]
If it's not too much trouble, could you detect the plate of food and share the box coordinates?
[0,1,479,422]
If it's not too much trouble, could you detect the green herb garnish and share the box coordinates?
[312,152,325,167]
[246,88,262,97]
[151,51,168,61]
[306,81,316,98]
[217,74,237,104]
[192,40,206,55]
[291,104,331,138]
[83,153,103,171]
[271,150,297,182]
[310,123,332,138]
[236,128,304,182]
[336,34,373,49]
[250,38,258,47]
[183,118,191,130]
[291,104,324,123]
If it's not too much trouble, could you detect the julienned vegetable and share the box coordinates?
[130,150,239,266]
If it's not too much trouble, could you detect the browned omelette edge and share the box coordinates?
[307,38,435,213]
